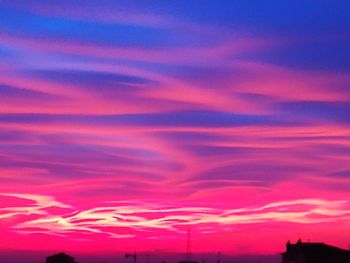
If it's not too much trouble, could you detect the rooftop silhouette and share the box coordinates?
[46,253,78,263]
[282,239,350,263]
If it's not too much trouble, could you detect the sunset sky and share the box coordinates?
[1,0,350,256]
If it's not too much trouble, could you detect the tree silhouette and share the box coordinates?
[46,253,77,263]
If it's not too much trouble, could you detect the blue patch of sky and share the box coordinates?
[278,101,350,124]
[0,7,178,48]
[235,37,350,72]
[0,111,303,127]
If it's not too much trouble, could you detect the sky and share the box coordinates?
[1,0,350,257]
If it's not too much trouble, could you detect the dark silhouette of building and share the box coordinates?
[46,253,77,263]
[281,240,350,263]
[125,253,137,263]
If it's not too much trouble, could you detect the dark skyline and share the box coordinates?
[0,0,350,256]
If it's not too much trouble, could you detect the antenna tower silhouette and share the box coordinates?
[186,227,192,261]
